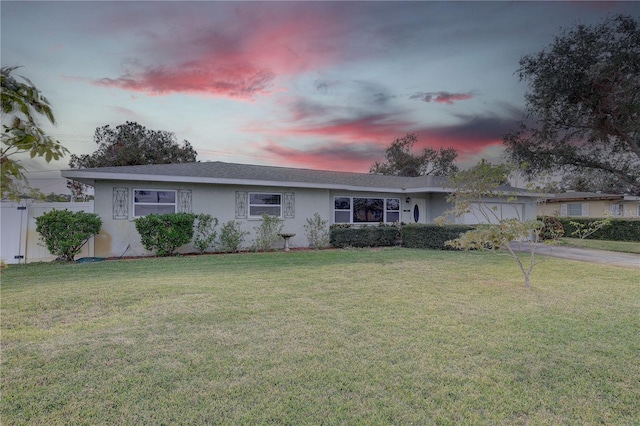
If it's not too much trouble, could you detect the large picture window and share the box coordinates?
[334,196,401,224]
[133,189,177,217]
[249,193,282,218]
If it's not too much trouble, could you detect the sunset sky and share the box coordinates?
[2,1,637,192]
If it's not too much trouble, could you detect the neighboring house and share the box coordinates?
[62,161,539,257]
[538,192,640,218]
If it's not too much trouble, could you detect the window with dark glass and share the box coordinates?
[133,189,177,217]
[386,198,400,223]
[249,193,282,218]
[353,198,384,223]
[333,196,401,224]
[334,197,351,223]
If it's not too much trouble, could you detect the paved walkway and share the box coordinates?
[511,242,640,269]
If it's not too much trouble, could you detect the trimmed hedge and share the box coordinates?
[134,213,196,256]
[402,224,476,250]
[330,225,401,248]
[35,209,103,261]
[541,217,640,242]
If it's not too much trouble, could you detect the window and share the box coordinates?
[610,203,623,217]
[334,196,401,224]
[567,203,583,216]
[386,198,400,223]
[249,193,282,218]
[562,203,588,217]
[133,190,177,217]
[353,198,384,222]
[334,197,351,223]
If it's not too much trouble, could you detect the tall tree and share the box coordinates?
[370,133,458,177]
[69,121,197,169]
[504,15,640,195]
[1,66,68,200]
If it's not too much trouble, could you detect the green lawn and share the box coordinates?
[560,237,640,254]
[2,248,639,425]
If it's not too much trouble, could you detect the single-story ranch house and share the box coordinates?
[62,161,539,257]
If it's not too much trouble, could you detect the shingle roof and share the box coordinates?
[62,161,451,192]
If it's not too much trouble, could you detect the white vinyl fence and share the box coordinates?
[1,200,94,264]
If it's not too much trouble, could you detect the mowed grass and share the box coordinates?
[1,248,639,425]
[560,237,640,254]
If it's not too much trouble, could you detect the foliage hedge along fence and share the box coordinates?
[329,224,476,250]
[541,217,640,242]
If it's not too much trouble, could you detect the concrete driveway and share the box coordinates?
[511,242,640,269]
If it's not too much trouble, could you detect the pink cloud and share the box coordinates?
[92,6,346,99]
[251,110,518,172]
[281,114,413,143]
[411,91,474,105]
[94,63,275,99]
[262,140,381,172]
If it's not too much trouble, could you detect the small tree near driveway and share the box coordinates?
[437,160,559,289]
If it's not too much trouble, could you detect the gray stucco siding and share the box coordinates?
[88,176,538,258]
[92,181,337,257]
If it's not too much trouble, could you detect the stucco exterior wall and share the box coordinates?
[92,180,540,258]
[93,181,339,257]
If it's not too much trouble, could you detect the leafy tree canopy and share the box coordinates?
[1,66,68,200]
[557,169,633,194]
[504,15,640,195]
[370,133,458,177]
[69,121,197,169]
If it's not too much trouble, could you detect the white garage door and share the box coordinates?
[459,202,524,225]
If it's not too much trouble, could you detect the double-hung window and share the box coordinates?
[249,193,282,218]
[567,203,584,216]
[133,189,177,217]
[562,203,588,217]
[334,197,351,223]
[385,198,400,223]
[334,196,401,224]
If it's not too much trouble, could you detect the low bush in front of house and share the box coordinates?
[134,213,195,256]
[304,212,330,249]
[35,209,103,261]
[192,213,219,253]
[539,216,565,241]
[252,214,284,252]
[219,220,249,253]
[329,224,401,248]
[543,217,640,242]
[401,224,476,249]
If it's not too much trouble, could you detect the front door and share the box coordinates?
[412,198,427,224]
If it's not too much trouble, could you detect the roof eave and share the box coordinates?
[61,170,444,193]
[61,170,537,197]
